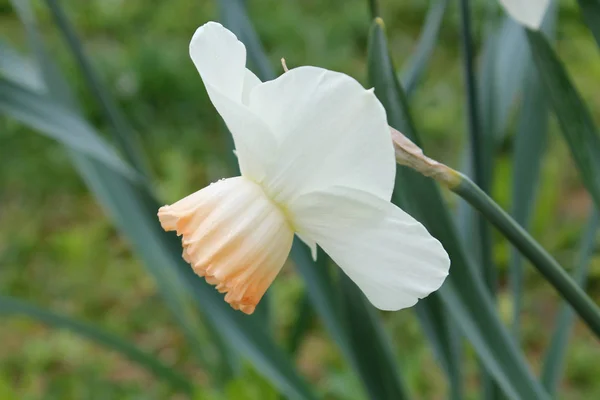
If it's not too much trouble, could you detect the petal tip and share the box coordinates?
[499,0,549,30]
[240,305,256,315]
[157,205,178,232]
[190,21,226,45]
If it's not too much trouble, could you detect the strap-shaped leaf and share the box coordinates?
[75,156,317,400]
[527,29,600,214]
[413,295,462,399]
[368,18,550,400]
[339,275,410,400]
[458,0,495,294]
[217,0,275,81]
[541,210,599,394]
[576,0,600,48]
[0,295,193,394]
[44,0,150,177]
[400,0,450,97]
[509,3,556,339]
[3,9,316,397]
[0,39,44,90]
[509,66,549,337]
[0,77,136,181]
[2,10,229,378]
[0,82,316,399]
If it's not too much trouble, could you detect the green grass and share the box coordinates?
[1,0,599,398]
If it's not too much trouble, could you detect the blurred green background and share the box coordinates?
[1,0,599,398]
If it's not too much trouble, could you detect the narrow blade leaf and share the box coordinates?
[541,210,600,393]
[509,2,556,340]
[400,0,449,96]
[576,0,600,48]
[368,18,550,400]
[509,66,549,338]
[6,11,314,396]
[458,0,495,292]
[488,19,528,138]
[0,77,136,181]
[44,0,150,176]
[413,296,462,400]
[286,292,314,355]
[527,29,600,213]
[339,275,410,400]
[0,295,193,394]
[217,0,275,81]
[4,10,235,377]
[75,158,317,400]
[0,39,44,90]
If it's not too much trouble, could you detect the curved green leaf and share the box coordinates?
[401,0,449,97]
[541,210,599,393]
[509,66,549,338]
[488,19,528,138]
[5,10,315,396]
[509,4,557,340]
[369,17,466,399]
[527,29,600,216]
[76,161,317,400]
[576,0,600,48]
[339,275,410,400]
[44,0,150,177]
[0,295,193,394]
[458,0,495,294]
[368,18,549,400]
[5,4,232,377]
[286,292,313,355]
[9,0,77,108]
[217,0,275,81]
[413,296,462,400]
[0,77,137,181]
[0,39,44,90]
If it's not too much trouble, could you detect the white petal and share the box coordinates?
[158,176,294,314]
[190,21,246,102]
[189,22,276,181]
[204,88,276,180]
[296,232,318,261]
[242,69,261,106]
[290,186,450,311]
[499,0,549,30]
[248,66,396,205]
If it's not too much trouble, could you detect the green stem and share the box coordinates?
[453,175,600,338]
[368,0,381,18]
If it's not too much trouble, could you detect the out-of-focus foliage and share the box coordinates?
[1,0,599,399]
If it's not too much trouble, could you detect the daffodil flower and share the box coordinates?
[158,22,450,315]
[499,0,550,30]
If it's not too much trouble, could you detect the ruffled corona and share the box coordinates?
[158,177,293,314]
